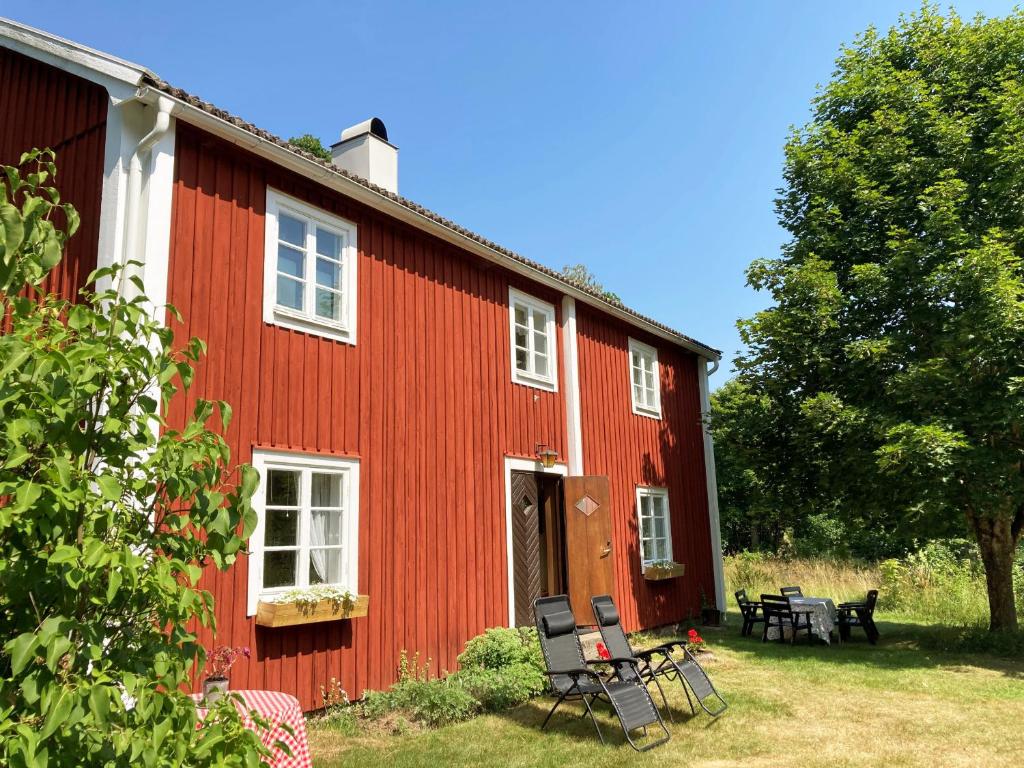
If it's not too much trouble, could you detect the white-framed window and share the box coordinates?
[247,450,360,615]
[628,337,661,418]
[636,486,672,565]
[509,287,558,391]
[264,188,358,344]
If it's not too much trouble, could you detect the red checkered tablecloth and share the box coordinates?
[192,689,311,768]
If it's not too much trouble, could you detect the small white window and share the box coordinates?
[247,450,360,614]
[636,486,672,565]
[264,188,358,344]
[509,287,558,391]
[628,337,661,418]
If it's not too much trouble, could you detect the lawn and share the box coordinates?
[307,617,1024,767]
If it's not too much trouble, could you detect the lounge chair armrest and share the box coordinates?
[586,656,638,667]
[545,667,602,682]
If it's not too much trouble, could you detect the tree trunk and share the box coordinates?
[968,511,1020,632]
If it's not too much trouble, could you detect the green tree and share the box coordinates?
[287,133,332,161]
[559,263,622,305]
[737,6,1024,630]
[0,150,269,764]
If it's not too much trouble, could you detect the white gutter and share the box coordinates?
[117,93,174,296]
[152,90,720,361]
[697,357,726,614]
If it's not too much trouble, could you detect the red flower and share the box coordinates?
[595,641,611,661]
[688,628,698,639]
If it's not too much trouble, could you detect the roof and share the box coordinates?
[0,17,720,359]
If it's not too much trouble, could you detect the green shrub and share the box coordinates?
[457,626,544,673]
[360,652,478,728]
[452,626,547,710]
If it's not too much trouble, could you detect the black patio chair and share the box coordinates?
[591,594,727,720]
[838,589,880,645]
[780,585,803,598]
[533,595,670,751]
[735,589,765,637]
[760,594,812,644]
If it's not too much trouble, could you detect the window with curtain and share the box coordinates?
[509,287,558,391]
[248,451,360,610]
[628,337,661,418]
[636,486,672,564]
[264,188,358,344]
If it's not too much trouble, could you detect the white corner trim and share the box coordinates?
[263,187,358,345]
[561,296,584,475]
[503,455,568,628]
[697,358,726,613]
[247,449,361,617]
[139,120,176,322]
[508,287,558,392]
[628,337,662,419]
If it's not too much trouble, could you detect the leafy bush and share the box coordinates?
[287,133,332,161]
[0,151,265,765]
[451,627,546,710]
[361,653,478,728]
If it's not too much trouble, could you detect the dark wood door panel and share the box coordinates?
[510,471,541,627]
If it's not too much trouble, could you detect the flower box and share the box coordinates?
[642,561,685,581]
[255,594,369,628]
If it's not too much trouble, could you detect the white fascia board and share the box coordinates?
[150,90,721,361]
[0,17,147,103]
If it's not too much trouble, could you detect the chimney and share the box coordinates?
[330,117,398,194]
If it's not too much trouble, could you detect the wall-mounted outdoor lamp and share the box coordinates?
[535,443,559,469]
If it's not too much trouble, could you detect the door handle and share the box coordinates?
[600,541,612,558]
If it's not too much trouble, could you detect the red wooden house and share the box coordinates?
[0,18,725,711]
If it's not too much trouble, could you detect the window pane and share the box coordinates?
[277,245,305,278]
[534,353,548,378]
[309,548,344,585]
[651,495,665,517]
[514,327,528,351]
[267,469,299,506]
[640,495,651,516]
[632,351,641,368]
[263,550,297,589]
[316,257,341,290]
[315,288,340,320]
[278,214,305,247]
[654,538,667,562]
[311,473,342,507]
[531,308,546,330]
[641,515,653,540]
[277,276,304,310]
[645,371,655,391]
[265,508,298,546]
[515,348,527,371]
[311,509,344,546]
[534,331,547,355]
[634,385,644,404]
[514,305,527,326]
[316,227,342,259]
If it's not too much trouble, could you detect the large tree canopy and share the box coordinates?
[734,6,1024,630]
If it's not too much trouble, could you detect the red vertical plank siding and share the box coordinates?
[168,122,712,709]
[575,305,715,633]
[0,47,107,301]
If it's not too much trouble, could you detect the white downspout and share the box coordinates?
[698,356,726,614]
[117,93,174,296]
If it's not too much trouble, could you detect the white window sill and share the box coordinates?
[513,370,558,393]
[631,404,662,420]
[268,307,356,345]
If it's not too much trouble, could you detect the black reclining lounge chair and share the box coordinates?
[533,595,670,751]
[590,594,728,719]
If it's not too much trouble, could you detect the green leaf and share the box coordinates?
[8,632,38,675]
[96,474,121,502]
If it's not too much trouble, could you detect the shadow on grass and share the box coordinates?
[712,618,1024,679]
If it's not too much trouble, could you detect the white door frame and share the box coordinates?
[503,455,569,627]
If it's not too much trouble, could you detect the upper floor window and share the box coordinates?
[636,486,672,565]
[264,189,358,344]
[247,450,360,614]
[509,288,558,391]
[628,337,661,418]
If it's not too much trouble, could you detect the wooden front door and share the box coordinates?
[510,470,542,627]
[563,475,615,626]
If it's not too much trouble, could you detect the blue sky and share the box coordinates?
[11,1,1020,384]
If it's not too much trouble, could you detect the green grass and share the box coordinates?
[308,617,1024,767]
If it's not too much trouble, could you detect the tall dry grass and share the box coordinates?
[725,553,880,606]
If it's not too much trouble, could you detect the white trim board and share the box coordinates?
[697,359,726,613]
[561,296,584,474]
[503,455,568,628]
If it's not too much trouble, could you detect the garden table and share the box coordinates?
[191,689,311,768]
[767,596,839,645]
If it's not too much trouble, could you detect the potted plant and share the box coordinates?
[642,559,686,581]
[700,587,721,627]
[255,585,369,628]
[203,645,250,704]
